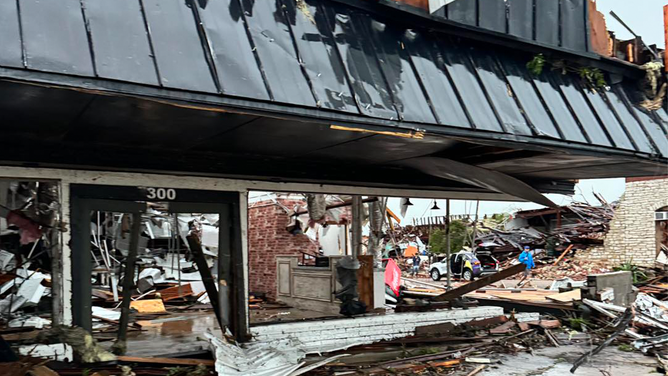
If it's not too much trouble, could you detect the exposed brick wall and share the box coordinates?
[248,198,318,300]
[595,177,668,266]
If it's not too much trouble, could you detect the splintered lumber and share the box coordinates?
[432,263,525,302]
[159,284,194,302]
[554,244,574,265]
[546,289,581,303]
[430,359,462,367]
[570,308,634,373]
[490,321,516,334]
[467,365,486,376]
[116,356,215,367]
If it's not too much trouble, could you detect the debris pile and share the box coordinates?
[530,259,613,281]
[474,202,616,261]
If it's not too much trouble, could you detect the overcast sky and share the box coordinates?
[596,0,665,48]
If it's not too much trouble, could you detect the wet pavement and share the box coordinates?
[98,306,339,357]
[480,345,658,376]
[100,312,220,357]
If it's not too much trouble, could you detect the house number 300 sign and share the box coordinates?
[146,187,177,200]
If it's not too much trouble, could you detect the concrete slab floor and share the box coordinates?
[479,345,658,376]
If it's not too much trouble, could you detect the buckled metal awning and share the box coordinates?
[0,0,666,200]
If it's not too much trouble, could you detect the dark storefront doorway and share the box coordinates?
[69,184,247,342]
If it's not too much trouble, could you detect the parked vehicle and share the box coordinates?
[474,242,500,276]
[429,251,482,281]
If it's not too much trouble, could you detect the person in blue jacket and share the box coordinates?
[518,245,535,279]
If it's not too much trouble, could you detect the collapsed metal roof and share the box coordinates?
[0,0,666,199]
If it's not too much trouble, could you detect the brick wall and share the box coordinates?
[248,198,318,299]
[594,177,668,266]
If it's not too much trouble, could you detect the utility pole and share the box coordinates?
[472,200,480,247]
[445,199,451,289]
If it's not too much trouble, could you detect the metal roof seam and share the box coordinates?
[403,41,442,125]
[14,0,27,69]
[313,0,364,115]
[77,0,99,78]
[614,87,664,157]
[187,0,223,94]
[427,35,477,129]
[276,0,321,108]
[491,53,542,138]
[575,82,620,149]
[355,16,403,121]
[236,0,275,102]
[463,47,510,134]
[137,0,163,88]
[520,67,567,140]
[549,75,594,144]
[600,90,642,152]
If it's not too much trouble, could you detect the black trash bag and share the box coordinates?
[335,257,367,317]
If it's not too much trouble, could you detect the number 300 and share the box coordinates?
[146,187,177,200]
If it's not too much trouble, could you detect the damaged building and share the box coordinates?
[0,0,666,374]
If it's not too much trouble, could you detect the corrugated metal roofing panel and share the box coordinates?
[83,0,159,85]
[447,0,477,26]
[633,109,668,157]
[507,0,533,39]
[0,0,23,68]
[240,0,316,107]
[196,0,269,100]
[438,39,503,132]
[403,31,471,128]
[19,0,95,76]
[498,58,561,139]
[555,75,612,147]
[561,0,587,51]
[142,0,219,93]
[531,74,588,143]
[655,108,668,133]
[605,89,655,154]
[280,0,358,112]
[469,50,532,135]
[367,20,435,123]
[478,0,507,33]
[535,1,560,46]
[582,90,635,150]
[1,0,665,161]
[323,4,398,119]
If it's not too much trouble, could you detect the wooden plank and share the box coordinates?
[116,356,215,366]
[357,255,374,311]
[490,321,516,334]
[546,289,581,303]
[433,264,526,302]
[553,244,573,265]
[159,283,194,302]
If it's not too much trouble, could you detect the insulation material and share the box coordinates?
[18,344,73,362]
[9,316,51,329]
[306,194,327,222]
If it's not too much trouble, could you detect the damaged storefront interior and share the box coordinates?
[0,0,667,374]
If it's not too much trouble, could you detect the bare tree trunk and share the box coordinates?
[367,198,385,269]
